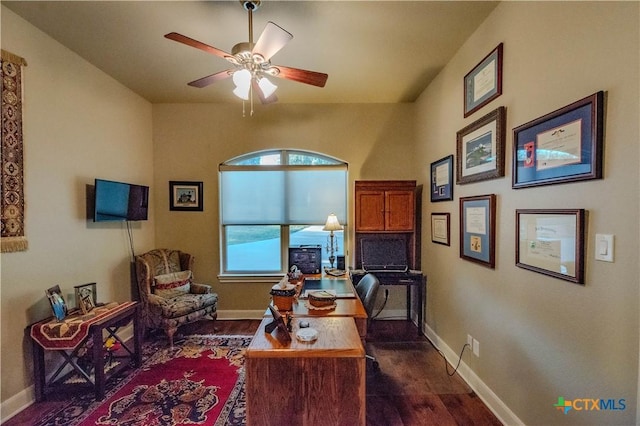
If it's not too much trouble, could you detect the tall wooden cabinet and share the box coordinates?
[354,180,422,269]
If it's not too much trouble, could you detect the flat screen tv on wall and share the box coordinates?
[93,178,149,222]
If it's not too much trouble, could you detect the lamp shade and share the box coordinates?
[258,77,278,98]
[323,213,343,231]
[232,69,252,100]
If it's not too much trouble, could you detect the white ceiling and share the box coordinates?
[3,1,499,104]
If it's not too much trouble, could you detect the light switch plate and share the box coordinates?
[595,234,614,262]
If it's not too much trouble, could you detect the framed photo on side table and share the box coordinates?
[45,285,68,321]
[430,155,454,202]
[74,282,97,314]
[512,91,604,189]
[464,43,503,117]
[516,209,586,284]
[459,194,496,268]
[431,213,450,246]
[169,181,203,211]
[457,106,506,185]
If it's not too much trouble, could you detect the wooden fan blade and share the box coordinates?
[252,80,278,104]
[272,65,328,88]
[252,22,292,61]
[188,70,233,88]
[165,32,233,60]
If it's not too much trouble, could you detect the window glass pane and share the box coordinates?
[290,225,344,269]
[287,151,339,165]
[225,225,281,272]
[229,151,282,165]
[287,170,347,224]
[221,170,285,224]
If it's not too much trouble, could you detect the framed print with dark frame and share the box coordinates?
[74,282,97,314]
[457,106,506,185]
[45,285,68,321]
[430,155,454,202]
[516,209,586,285]
[512,91,604,189]
[464,43,503,117]
[265,304,292,342]
[431,213,450,246]
[459,194,496,268]
[169,181,203,211]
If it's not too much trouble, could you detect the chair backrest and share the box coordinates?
[355,273,380,318]
[134,249,194,299]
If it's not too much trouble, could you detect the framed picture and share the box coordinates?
[265,304,292,342]
[45,285,68,321]
[459,194,496,268]
[74,282,97,314]
[516,209,586,284]
[431,213,450,246]
[169,181,203,211]
[464,43,503,117]
[512,91,604,189]
[457,106,506,185]
[430,155,454,202]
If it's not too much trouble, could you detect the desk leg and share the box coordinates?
[406,284,411,322]
[133,305,142,367]
[92,326,105,400]
[32,341,45,402]
[418,278,424,336]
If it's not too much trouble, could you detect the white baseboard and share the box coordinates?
[423,322,523,426]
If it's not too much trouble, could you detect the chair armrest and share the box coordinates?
[190,283,212,294]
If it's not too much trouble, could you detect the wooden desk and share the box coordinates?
[29,302,141,401]
[267,276,368,338]
[245,317,365,426]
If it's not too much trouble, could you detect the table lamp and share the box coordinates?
[323,213,343,269]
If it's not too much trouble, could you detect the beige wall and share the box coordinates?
[0,6,155,409]
[416,2,639,425]
[2,2,639,425]
[152,103,416,312]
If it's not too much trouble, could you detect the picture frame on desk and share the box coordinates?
[265,305,291,342]
[512,91,604,189]
[459,194,496,268]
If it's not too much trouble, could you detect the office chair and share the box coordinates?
[355,273,381,371]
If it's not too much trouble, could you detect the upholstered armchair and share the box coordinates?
[134,249,218,347]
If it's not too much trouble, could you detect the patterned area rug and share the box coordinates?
[34,335,250,426]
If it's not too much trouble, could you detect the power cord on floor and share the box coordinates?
[425,335,471,377]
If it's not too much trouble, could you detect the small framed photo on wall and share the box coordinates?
[170,181,203,211]
[430,155,454,202]
[459,194,496,268]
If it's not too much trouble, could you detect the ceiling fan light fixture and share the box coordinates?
[232,69,252,100]
[258,77,277,98]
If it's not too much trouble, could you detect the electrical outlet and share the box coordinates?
[473,338,480,357]
[467,334,473,347]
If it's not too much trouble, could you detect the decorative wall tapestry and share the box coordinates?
[1,50,28,252]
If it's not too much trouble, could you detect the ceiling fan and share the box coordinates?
[165,0,328,110]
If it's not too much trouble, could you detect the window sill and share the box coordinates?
[217,274,285,284]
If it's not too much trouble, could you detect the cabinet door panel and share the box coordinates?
[385,190,415,231]
[355,191,385,231]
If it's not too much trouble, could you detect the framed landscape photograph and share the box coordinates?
[169,181,203,211]
[464,43,503,117]
[431,213,450,246]
[430,155,454,202]
[516,209,586,284]
[459,194,496,268]
[457,107,506,185]
[512,91,604,189]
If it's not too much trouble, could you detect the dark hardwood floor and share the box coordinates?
[4,319,501,425]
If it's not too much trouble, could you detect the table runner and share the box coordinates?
[31,301,135,350]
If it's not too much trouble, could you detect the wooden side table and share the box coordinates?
[29,301,141,401]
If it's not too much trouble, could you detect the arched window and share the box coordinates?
[219,150,347,276]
